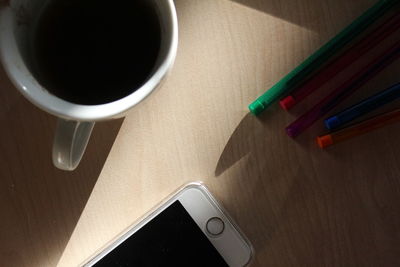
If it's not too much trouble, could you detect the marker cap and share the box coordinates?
[325,116,341,130]
[280,96,296,110]
[317,135,333,148]
[249,100,265,116]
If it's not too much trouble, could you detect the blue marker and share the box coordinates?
[325,82,400,130]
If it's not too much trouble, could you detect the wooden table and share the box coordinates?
[1,0,400,266]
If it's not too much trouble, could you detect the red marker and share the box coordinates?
[317,109,400,148]
[286,40,400,138]
[280,12,400,111]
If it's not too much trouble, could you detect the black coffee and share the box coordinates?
[31,0,161,105]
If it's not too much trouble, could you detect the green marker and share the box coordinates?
[249,0,399,116]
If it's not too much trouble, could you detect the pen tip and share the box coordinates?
[325,116,340,130]
[317,135,333,148]
[285,127,298,138]
[280,96,296,110]
[248,101,265,116]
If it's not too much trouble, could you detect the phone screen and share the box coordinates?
[92,200,229,266]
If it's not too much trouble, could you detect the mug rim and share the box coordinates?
[0,0,178,121]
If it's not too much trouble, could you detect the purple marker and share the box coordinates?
[286,41,400,138]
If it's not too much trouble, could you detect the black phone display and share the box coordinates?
[93,200,229,267]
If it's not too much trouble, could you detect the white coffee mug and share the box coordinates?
[0,0,178,170]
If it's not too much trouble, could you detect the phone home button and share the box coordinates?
[206,217,225,236]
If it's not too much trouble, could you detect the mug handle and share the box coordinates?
[52,119,95,171]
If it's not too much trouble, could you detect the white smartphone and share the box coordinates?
[81,182,253,267]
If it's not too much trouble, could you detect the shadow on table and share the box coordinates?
[214,68,400,265]
[0,66,123,267]
[213,108,302,257]
[229,0,371,31]
[215,106,400,265]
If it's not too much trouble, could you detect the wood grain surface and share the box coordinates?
[1,0,400,266]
